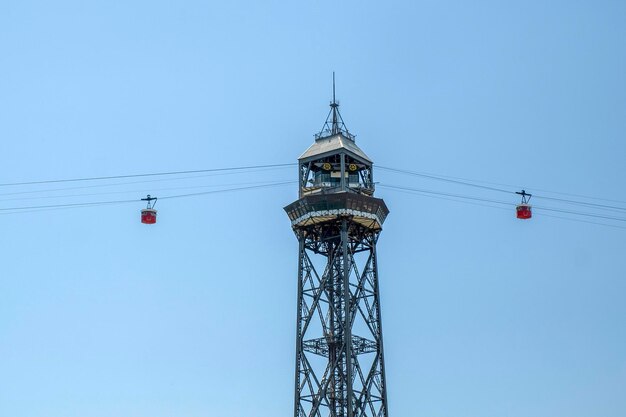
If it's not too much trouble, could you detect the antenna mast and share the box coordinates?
[331,72,339,134]
[316,73,355,141]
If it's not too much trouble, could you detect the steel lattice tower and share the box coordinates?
[285,81,390,417]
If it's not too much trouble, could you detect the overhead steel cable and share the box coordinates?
[0,163,296,188]
[377,165,626,211]
[0,181,295,213]
[0,198,138,212]
[377,166,514,194]
[378,184,512,206]
[158,181,295,200]
[380,185,513,212]
[0,179,293,203]
[380,183,626,230]
[521,186,626,205]
[379,183,626,224]
[536,212,626,230]
[533,206,626,222]
[382,184,624,228]
[532,195,626,213]
[0,166,295,198]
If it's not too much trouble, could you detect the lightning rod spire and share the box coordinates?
[317,72,355,141]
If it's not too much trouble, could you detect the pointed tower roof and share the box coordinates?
[299,133,372,163]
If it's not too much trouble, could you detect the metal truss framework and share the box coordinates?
[294,219,388,417]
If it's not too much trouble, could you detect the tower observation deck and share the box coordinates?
[284,81,390,417]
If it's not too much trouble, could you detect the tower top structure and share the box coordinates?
[296,74,374,199]
[288,77,387,226]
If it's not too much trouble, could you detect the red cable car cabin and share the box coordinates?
[516,203,532,219]
[141,208,157,224]
[140,194,158,224]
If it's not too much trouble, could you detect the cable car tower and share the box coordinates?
[285,78,390,417]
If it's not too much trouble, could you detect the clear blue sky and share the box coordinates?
[1,1,625,416]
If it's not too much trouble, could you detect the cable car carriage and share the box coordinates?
[141,195,157,224]
[516,190,532,220]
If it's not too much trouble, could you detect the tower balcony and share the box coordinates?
[284,192,389,231]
